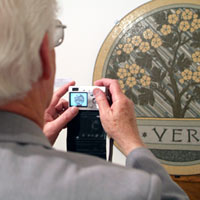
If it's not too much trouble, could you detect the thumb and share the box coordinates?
[54,106,79,130]
[93,88,110,114]
[43,107,79,145]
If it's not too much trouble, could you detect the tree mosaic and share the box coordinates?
[105,8,200,118]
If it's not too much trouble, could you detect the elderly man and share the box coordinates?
[0,0,188,199]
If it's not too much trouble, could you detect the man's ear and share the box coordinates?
[40,33,51,80]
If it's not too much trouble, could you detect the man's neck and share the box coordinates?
[0,93,45,129]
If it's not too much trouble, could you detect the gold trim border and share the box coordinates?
[137,118,200,121]
[163,164,200,175]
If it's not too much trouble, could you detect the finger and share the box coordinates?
[46,99,69,119]
[53,107,79,130]
[55,99,69,114]
[94,78,123,102]
[93,88,110,115]
[51,81,76,107]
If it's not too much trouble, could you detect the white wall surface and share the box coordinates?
[54,0,150,165]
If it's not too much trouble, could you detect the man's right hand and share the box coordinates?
[94,78,145,156]
[43,81,79,145]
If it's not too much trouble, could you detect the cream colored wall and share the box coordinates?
[54,0,150,165]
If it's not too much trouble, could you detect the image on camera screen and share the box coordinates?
[70,92,88,107]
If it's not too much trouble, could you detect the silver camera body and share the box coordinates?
[68,86,108,111]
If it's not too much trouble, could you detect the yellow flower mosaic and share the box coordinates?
[139,42,150,53]
[126,77,137,87]
[116,50,122,55]
[179,79,185,84]
[179,21,190,32]
[182,9,193,20]
[181,69,193,80]
[192,51,200,63]
[176,9,181,15]
[168,14,179,24]
[160,24,172,35]
[143,29,154,40]
[191,19,200,30]
[118,44,123,49]
[131,36,142,46]
[140,75,151,87]
[129,64,140,75]
[193,14,198,19]
[123,43,133,54]
[190,27,195,33]
[140,69,145,74]
[117,68,128,79]
[151,37,162,48]
[118,80,125,89]
[192,71,200,83]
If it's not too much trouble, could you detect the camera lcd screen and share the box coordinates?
[70,92,88,107]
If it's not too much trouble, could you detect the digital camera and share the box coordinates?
[68,86,109,110]
[67,86,111,160]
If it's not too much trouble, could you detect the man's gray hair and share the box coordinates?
[0,0,57,105]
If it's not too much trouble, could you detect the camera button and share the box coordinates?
[92,98,96,104]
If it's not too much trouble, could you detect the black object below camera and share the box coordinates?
[66,86,110,160]
[67,110,107,159]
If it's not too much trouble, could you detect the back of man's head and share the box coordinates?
[0,0,57,105]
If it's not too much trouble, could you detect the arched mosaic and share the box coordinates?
[93,0,200,175]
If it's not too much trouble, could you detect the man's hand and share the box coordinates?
[94,78,145,156]
[43,81,79,145]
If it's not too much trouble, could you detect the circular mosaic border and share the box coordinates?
[93,0,200,175]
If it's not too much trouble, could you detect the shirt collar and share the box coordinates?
[0,111,52,149]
